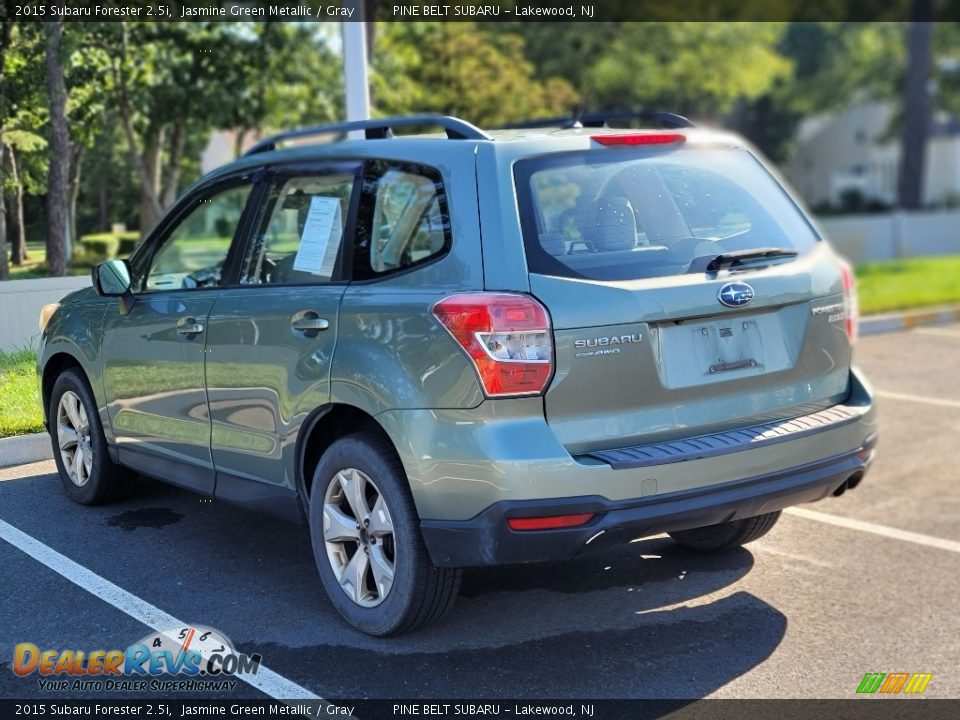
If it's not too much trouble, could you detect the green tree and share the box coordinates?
[372,23,579,126]
[494,21,619,94]
[87,21,344,234]
[1,22,46,265]
[730,23,906,163]
[585,23,792,119]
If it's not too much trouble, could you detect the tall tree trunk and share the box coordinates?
[898,2,934,210]
[364,0,378,58]
[68,143,85,256]
[0,17,11,281]
[0,148,7,281]
[138,126,163,236]
[160,119,185,208]
[8,144,26,264]
[98,172,110,232]
[45,21,70,276]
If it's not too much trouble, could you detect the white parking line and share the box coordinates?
[875,390,960,410]
[785,507,960,554]
[0,517,320,701]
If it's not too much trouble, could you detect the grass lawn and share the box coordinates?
[856,255,960,315]
[0,349,44,438]
[8,245,91,280]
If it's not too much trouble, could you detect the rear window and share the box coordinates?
[515,146,819,281]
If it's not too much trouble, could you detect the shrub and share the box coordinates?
[80,231,141,262]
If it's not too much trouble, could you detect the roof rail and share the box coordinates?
[496,116,574,130]
[576,110,694,130]
[245,115,492,156]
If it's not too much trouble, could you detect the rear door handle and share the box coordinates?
[176,318,205,336]
[291,311,329,334]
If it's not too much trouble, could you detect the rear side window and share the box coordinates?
[515,147,819,281]
[353,161,450,280]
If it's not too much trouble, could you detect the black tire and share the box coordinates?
[308,431,461,636]
[49,368,129,505]
[668,511,782,552]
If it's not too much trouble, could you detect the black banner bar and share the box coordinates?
[6,0,960,23]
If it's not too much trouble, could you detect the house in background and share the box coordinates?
[786,101,960,210]
[201,130,262,175]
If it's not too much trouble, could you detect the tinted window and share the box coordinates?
[241,173,356,285]
[515,147,819,282]
[353,161,450,280]
[143,184,251,291]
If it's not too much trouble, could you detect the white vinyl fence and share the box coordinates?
[0,276,90,352]
[818,210,960,264]
[1,209,958,352]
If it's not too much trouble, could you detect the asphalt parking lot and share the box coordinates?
[1,324,958,704]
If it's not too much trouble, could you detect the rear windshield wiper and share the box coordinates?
[689,247,799,274]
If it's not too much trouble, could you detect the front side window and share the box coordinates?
[516,146,819,282]
[143,184,251,291]
[241,173,356,285]
[354,162,450,280]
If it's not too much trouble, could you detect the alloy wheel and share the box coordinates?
[57,390,93,487]
[322,468,396,607]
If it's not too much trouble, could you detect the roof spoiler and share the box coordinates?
[497,110,694,131]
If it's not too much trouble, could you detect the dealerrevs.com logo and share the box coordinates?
[12,625,261,693]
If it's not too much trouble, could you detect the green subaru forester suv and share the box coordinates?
[38,114,877,636]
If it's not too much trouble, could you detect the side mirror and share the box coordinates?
[92,260,135,314]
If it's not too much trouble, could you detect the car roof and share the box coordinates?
[199,119,749,189]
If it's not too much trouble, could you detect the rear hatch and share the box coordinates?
[514,135,853,455]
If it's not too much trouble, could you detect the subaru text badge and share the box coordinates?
[718,282,755,308]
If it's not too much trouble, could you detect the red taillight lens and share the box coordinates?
[507,513,595,531]
[432,293,553,397]
[591,133,686,146]
[839,260,859,344]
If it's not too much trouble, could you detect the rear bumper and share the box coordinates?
[374,367,877,565]
[421,436,875,567]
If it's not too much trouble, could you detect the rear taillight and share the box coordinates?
[432,293,553,397]
[839,260,859,344]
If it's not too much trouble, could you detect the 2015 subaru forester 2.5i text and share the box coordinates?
[37,114,877,636]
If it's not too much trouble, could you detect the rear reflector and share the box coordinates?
[592,133,686,146]
[507,513,595,531]
[433,293,553,397]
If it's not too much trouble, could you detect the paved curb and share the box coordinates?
[861,305,960,336]
[0,433,52,469]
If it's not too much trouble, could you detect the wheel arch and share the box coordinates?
[295,403,404,514]
[40,351,88,429]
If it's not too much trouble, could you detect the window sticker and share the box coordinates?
[293,195,343,276]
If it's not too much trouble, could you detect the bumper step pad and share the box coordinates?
[581,405,865,469]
